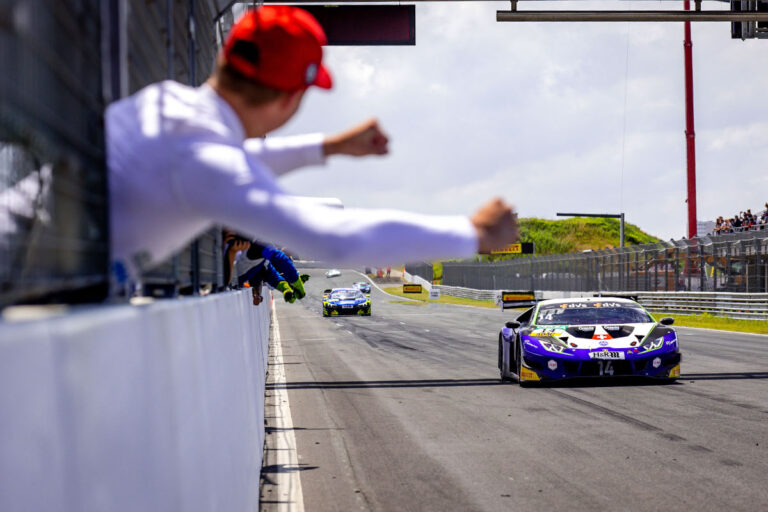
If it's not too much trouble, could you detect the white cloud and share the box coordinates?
[278,1,768,242]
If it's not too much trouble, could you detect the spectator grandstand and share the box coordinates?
[711,202,768,235]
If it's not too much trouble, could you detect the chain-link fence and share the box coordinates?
[404,262,433,283]
[437,230,768,294]
[1,0,109,307]
[1,0,231,306]
[124,0,224,295]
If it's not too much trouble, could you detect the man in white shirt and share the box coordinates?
[106,5,518,282]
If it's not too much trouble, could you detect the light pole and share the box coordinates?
[556,212,625,248]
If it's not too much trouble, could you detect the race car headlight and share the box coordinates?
[640,336,664,352]
[539,339,568,354]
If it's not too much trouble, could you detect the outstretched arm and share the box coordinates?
[243,119,389,177]
[178,142,516,266]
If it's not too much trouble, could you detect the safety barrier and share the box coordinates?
[434,284,499,302]
[406,270,768,319]
[0,290,271,512]
[402,270,432,291]
[636,291,768,320]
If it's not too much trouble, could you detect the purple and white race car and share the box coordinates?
[498,297,681,386]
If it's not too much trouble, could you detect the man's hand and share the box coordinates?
[323,119,389,157]
[470,198,519,254]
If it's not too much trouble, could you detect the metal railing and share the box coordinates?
[439,230,768,294]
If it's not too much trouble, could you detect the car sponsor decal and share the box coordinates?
[588,349,625,360]
[519,366,540,381]
[547,359,558,371]
[592,333,613,341]
[555,302,625,309]
[531,328,564,337]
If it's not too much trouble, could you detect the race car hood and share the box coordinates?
[524,323,658,349]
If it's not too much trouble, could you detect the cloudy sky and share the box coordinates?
[274,1,768,241]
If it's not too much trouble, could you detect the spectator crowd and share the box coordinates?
[712,203,768,235]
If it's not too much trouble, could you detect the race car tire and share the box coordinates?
[498,337,507,382]
[322,309,330,317]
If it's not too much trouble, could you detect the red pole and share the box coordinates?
[683,0,698,239]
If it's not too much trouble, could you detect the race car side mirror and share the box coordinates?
[659,317,675,326]
[505,321,521,329]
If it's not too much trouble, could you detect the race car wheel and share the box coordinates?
[498,336,507,382]
[497,336,503,371]
[322,309,329,317]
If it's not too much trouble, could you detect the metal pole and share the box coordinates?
[620,212,625,248]
[166,0,174,78]
[188,0,200,294]
[496,10,768,22]
[684,0,698,239]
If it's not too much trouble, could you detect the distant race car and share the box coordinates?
[325,269,341,278]
[498,297,680,385]
[323,288,372,317]
[352,281,372,294]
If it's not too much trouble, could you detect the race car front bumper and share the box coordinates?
[323,304,371,316]
[520,349,681,381]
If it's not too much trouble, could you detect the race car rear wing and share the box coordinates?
[498,291,537,310]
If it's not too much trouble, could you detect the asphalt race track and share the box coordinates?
[261,269,768,512]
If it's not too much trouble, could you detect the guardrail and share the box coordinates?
[636,291,768,320]
[433,285,499,302]
[406,271,768,319]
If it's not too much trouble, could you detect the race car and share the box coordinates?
[498,297,680,385]
[323,288,372,317]
[325,269,341,278]
[352,281,371,294]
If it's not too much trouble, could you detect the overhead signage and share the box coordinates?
[499,290,536,310]
[300,5,416,46]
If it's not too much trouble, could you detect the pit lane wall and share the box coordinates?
[0,290,270,512]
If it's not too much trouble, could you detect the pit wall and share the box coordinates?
[0,290,270,512]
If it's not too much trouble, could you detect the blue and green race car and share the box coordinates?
[323,288,372,317]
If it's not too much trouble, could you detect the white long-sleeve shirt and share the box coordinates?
[106,80,477,277]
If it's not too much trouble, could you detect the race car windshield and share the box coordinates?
[331,291,363,300]
[535,304,652,325]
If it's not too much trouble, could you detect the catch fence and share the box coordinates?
[1,0,229,307]
[1,0,109,307]
[437,230,768,294]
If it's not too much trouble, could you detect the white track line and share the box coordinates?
[270,300,305,512]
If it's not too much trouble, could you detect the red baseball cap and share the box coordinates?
[223,6,332,91]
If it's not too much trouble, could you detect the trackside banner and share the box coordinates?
[403,284,422,293]
[499,290,536,310]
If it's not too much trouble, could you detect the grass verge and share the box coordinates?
[383,286,497,309]
[649,312,768,335]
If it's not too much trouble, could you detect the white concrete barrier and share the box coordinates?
[0,290,270,512]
